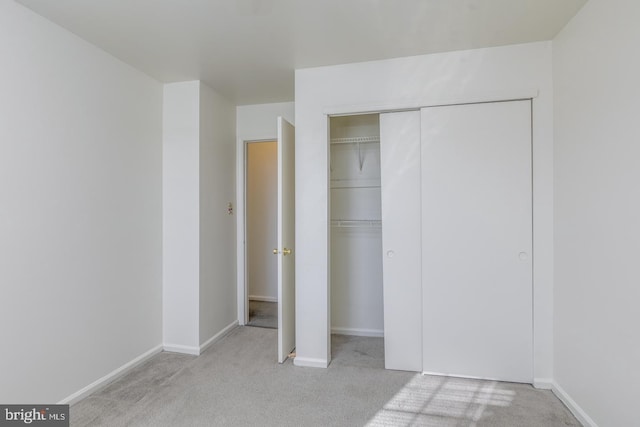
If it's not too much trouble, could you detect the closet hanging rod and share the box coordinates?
[330,185,381,189]
[330,178,381,189]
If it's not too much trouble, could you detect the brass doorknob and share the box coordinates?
[283,248,292,256]
[272,248,279,255]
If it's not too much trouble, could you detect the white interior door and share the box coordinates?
[380,111,422,371]
[277,117,295,363]
[421,100,533,382]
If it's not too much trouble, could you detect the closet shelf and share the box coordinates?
[330,136,380,145]
[330,136,380,172]
[330,178,381,189]
[331,219,382,228]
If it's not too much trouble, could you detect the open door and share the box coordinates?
[276,117,295,363]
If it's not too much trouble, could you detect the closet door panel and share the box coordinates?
[380,111,422,372]
[421,100,533,382]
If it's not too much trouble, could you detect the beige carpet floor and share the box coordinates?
[70,326,581,426]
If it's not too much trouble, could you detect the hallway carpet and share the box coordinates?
[70,327,580,426]
[246,300,277,329]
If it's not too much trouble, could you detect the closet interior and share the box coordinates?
[329,114,384,342]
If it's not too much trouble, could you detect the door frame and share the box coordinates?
[321,94,547,382]
[236,136,278,326]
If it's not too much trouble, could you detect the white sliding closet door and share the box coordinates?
[380,111,422,371]
[421,100,533,383]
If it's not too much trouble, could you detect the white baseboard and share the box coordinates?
[293,357,329,368]
[421,371,509,383]
[533,378,554,390]
[200,321,238,353]
[551,381,598,427]
[58,344,163,405]
[248,295,277,303]
[164,321,239,356]
[162,343,200,355]
[331,327,384,338]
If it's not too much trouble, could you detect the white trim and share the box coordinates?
[421,371,532,385]
[249,295,278,303]
[58,344,163,405]
[533,378,554,390]
[236,135,247,326]
[331,327,384,338]
[319,92,553,377]
[293,357,329,368]
[200,321,238,353]
[163,343,200,355]
[551,381,598,427]
[322,89,540,116]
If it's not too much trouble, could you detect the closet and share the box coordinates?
[328,100,533,382]
[329,113,421,372]
[330,114,384,339]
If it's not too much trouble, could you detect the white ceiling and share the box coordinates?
[17,0,586,105]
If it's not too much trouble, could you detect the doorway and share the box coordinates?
[237,117,296,364]
[245,140,278,329]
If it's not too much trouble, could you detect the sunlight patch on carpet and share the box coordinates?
[366,374,515,426]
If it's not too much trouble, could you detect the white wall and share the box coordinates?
[553,1,640,425]
[0,0,163,403]
[236,102,295,142]
[246,142,278,301]
[163,82,201,352]
[199,83,237,345]
[235,102,294,323]
[163,81,238,353]
[294,42,554,373]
